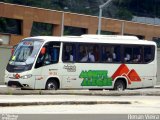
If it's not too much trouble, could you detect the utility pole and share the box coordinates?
[97,0,112,35]
[61,12,64,36]
[61,7,68,36]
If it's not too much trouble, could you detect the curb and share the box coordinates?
[1,90,160,96]
[0,101,132,107]
[0,86,160,96]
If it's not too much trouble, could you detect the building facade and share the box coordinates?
[1,2,160,46]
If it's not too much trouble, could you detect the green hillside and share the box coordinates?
[0,0,159,36]
[0,0,159,19]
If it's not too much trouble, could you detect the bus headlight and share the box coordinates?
[21,74,32,79]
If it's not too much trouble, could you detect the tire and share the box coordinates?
[45,80,58,90]
[114,80,125,91]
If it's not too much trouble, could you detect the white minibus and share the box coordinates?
[5,35,157,91]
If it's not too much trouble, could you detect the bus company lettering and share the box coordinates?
[80,70,112,86]
[80,64,141,87]
[63,65,76,72]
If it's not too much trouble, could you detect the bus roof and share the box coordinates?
[24,35,156,46]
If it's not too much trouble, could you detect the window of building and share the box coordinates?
[64,26,87,36]
[0,17,22,35]
[31,22,53,36]
[153,37,160,48]
[100,31,117,35]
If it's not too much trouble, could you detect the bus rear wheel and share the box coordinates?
[114,80,126,91]
[45,80,58,90]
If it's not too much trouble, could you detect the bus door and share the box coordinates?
[62,63,79,89]
[33,42,60,89]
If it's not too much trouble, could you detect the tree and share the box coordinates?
[115,8,133,20]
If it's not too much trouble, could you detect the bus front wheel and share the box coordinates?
[114,80,126,91]
[45,80,58,90]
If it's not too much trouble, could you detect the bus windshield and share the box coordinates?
[7,40,44,72]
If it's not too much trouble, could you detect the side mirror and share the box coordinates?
[40,47,46,55]
[11,48,14,56]
[11,45,17,56]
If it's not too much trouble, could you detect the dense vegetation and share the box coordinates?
[1,0,160,19]
[0,0,160,36]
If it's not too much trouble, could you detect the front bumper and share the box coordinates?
[6,80,34,89]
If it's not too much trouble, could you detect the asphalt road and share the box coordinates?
[0,85,160,120]
[0,95,160,114]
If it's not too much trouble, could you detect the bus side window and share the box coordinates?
[79,45,87,62]
[114,46,121,62]
[63,43,75,62]
[93,45,99,62]
[132,47,142,63]
[78,44,95,62]
[35,42,60,68]
[51,47,59,62]
[124,47,132,63]
[101,45,120,63]
[101,46,113,62]
[35,46,48,68]
[144,46,153,63]
[87,46,95,62]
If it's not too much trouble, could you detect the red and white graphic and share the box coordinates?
[111,64,141,84]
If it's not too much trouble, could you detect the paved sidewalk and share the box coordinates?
[0,85,160,96]
[0,85,159,106]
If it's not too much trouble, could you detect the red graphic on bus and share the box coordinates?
[111,64,141,84]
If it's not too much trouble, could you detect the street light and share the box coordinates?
[97,0,112,35]
[61,12,64,36]
[61,7,68,36]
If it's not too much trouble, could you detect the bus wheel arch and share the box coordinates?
[113,78,127,91]
[45,77,60,90]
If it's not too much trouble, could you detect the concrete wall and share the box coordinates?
[0,46,11,84]
[0,47,160,85]
[157,49,160,85]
